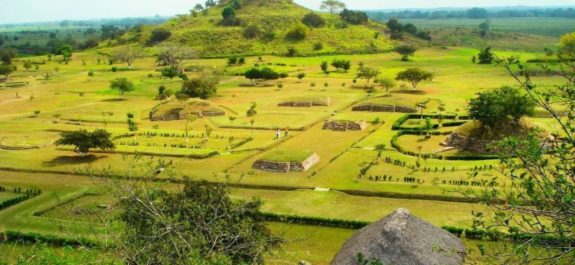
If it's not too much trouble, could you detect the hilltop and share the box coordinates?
[112,0,393,57]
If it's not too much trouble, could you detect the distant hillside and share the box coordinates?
[114,0,392,57]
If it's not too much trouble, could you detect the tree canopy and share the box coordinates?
[468,86,535,130]
[180,76,219,99]
[394,45,417,61]
[302,12,326,28]
[55,129,114,155]
[340,9,369,25]
[395,68,433,90]
[320,0,346,14]
[110,78,135,96]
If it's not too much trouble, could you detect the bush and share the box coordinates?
[285,24,308,41]
[340,9,368,25]
[148,28,171,44]
[243,24,262,39]
[302,12,325,28]
[180,76,219,99]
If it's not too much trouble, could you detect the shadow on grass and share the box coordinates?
[391,89,427,95]
[101,98,127,102]
[43,155,106,167]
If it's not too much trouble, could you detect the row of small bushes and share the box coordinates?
[0,230,99,247]
[392,114,470,130]
[262,213,370,229]
[0,194,35,210]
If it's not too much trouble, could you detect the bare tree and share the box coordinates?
[111,46,145,69]
[156,43,196,72]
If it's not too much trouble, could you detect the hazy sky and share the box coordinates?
[0,0,574,24]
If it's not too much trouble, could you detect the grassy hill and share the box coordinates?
[114,0,393,57]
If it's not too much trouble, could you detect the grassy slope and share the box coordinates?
[117,0,393,57]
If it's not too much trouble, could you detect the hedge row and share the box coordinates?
[0,188,42,210]
[262,212,370,229]
[392,114,471,131]
[1,230,99,247]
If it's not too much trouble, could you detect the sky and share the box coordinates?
[0,0,574,24]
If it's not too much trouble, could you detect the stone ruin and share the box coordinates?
[441,132,493,153]
[352,104,416,113]
[252,153,320,173]
[150,101,225,121]
[323,120,367,131]
[278,98,330,107]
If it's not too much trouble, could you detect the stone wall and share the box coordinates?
[352,104,416,113]
[278,101,328,107]
[323,120,367,131]
[442,132,493,153]
[252,153,320,173]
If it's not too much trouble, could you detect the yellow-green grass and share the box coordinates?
[260,149,315,162]
[0,192,21,202]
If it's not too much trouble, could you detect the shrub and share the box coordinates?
[286,24,308,41]
[180,76,219,99]
[302,12,325,28]
[243,24,262,39]
[148,28,171,44]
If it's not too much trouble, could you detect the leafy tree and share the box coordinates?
[375,77,396,92]
[161,67,179,79]
[403,23,418,35]
[302,13,325,28]
[477,47,495,64]
[243,24,262,39]
[395,68,433,90]
[467,7,489,19]
[247,102,257,117]
[55,129,114,156]
[320,0,346,14]
[245,68,261,83]
[180,76,219,99]
[356,65,381,86]
[205,0,215,8]
[387,19,404,40]
[394,45,417,61]
[0,64,16,80]
[58,44,73,64]
[222,6,236,20]
[148,28,172,44]
[321,61,329,74]
[23,60,32,71]
[457,45,575,264]
[468,86,535,130]
[110,78,135,96]
[332,59,351,72]
[127,113,138,134]
[286,24,308,41]
[0,48,16,64]
[111,46,145,69]
[560,32,575,55]
[340,9,368,25]
[244,68,279,83]
[156,85,173,100]
[478,20,491,38]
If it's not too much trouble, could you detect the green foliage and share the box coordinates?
[118,180,281,265]
[180,76,219,99]
[375,77,396,92]
[221,6,236,20]
[244,67,280,82]
[356,65,380,86]
[321,61,329,74]
[340,9,368,25]
[285,24,308,41]
[302,12,325,28]
[160,67,179,79]
[395,68,433,90]
[148,28,172,45]
[320,0,346,14]
[560,32,575,55]
[468,86,535,129]
[55,129,114,155]
[58,44,73,63]
[109,78,135,95]
[394,45,417,61]
[331,59,351,72]
[243,24,262,39]
[477,47,494,64]
[0,63,16,79]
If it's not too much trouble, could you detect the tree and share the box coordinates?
[456,46,575,264]
[111,46,145,69]
[110,78,135,96]
[148,28,171,45]
[23,60,32,71]
[477,47,495,64]
[321,61,329,74]
[559,32,575,55]
[395,68,433,90]
[387,19,404,40]
[302,13,325,28]
[126,113,138,136]
[478,20,491,38]
[55,129,114,156]
[320,0,346,14]
[468,86,535,130]
[356,65,381,87]
[0,64,16,80]
[116,178,281,265]
[340,9,368,25]
[156,43,195,71]
[180,76,219,99]
[394,45,417,61]
[467,7,489,19]
[161,67,179,79]
[376,77,396,92]
[0,48,16,64]
[156,85,173,100]
[58,44,73,64]
[259,68,279,82]
[245,68,261,83]
[247,102,257,117]
[332,59,351,72]
[222,6,236,20]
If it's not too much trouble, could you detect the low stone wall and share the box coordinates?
[152,109,225,121]
[252,153,320,173]
[352,104,416,113]
[278,101,328,107]
[323,120,367,131]
[442,132,493,153]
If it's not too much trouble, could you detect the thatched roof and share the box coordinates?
[331,209,466,265]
